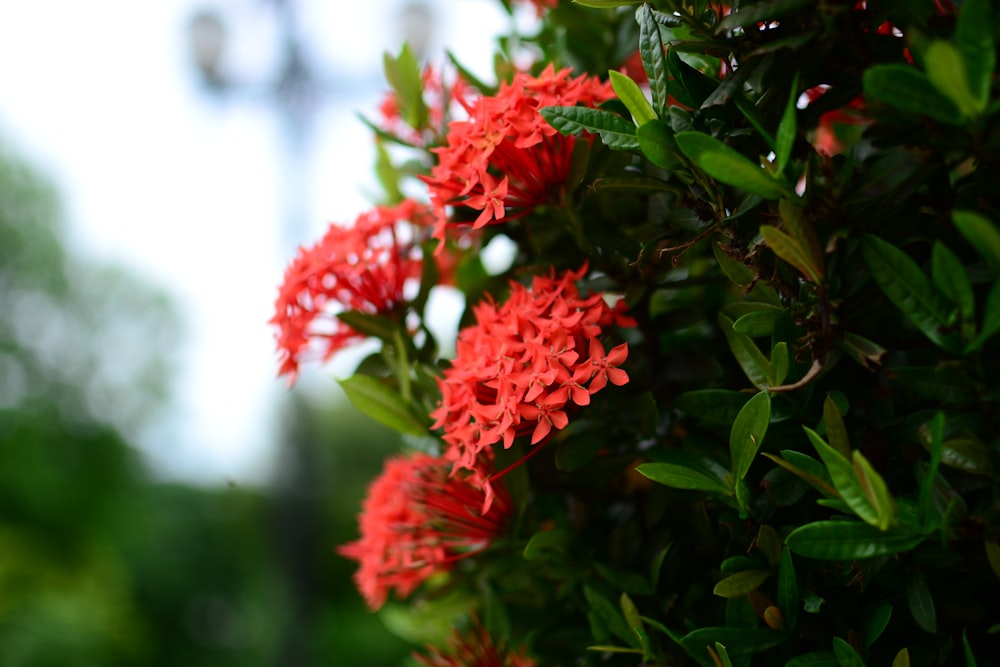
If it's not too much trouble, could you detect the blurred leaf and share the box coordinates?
[956,0,994,109]
[862,65,963,125]
[786,653,839,666]
[730,391,771,482]
[675,389,751,424]
[541,105,639,150]
[963,629,979,667]
[785,521,924,560]
[860,235,962,354]
[620,593,652,657]
[595,562,654,596]
[892,365,977,405]
[966,281,1000,352]
[917,412,945,527]
[714,241,755,286]
[864,604,893,648]
[717,0,814,30]
[676,132,792,200]
[761,226,822,283]
[775,73,800,174]
[584,586,635,647]
[822,395,851,458]
[905,569,937,633]
[920,432,995,476]
[523,528,570,561]
[986,541,1000,579]
[840,331,887,371]
[713,569,771,598]
[779,199,825,281]
[679,627,785,660]
[893,649,912,667]
[382,43,427,129]
[952,210,1000,273]
[931,242,974,322]
[924,40,982,118]
[832,637,866,667]
[337,375,428,436]
[573,0,641,6]
[637,3,669,118]
[757,524,782,568]
[610,70,656,125]
[733,306,785,337]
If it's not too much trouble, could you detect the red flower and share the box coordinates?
[421,65,613,242]
[270,199,430,382]
[414,618,536,667]
[430,266,635,504]
[337,453,512,611]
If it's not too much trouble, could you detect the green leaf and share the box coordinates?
[336,310,400,342]
[637,461,731,494]
[523,528,570,561]
[952,210,1000,273]
[931,242,975,322]
[852,450,897,530]
[730,391,772,482]
[770,341,789,386]
[675,389,751,425]
[985,540,1000,579]
[584,586,635,647]
[865,604,893,648]
[929,434,995,476]
[892,365,977,405]
[713,241,755,286]
[832,637,866,667]
[778,548,799,631]
[956,0,994,110]
[713,569,771,598]
[924,40,981,118]
[761,226,823,284]
[786,653,839,667]
[805,427,880,526]
[860,235,962,353]
[840,331,887,371]
[610,70,656,125]
[757,524,782,568]
[637,3,669,118]
[763,451,839,498]
[893,649,911,667]
[540,106,639,150]
[967,280,1000,352]
[785,521,925,560]
[905,569,937,633]
[619,593,652,657]
[779,199,825,281]
[679,627,785,659]
[337,375,428,436]
[732,307,784,337]
[717,0,813,30]
[675,132,792,200]
[775,73,800,175]
[862,65,964,125]
[823,394,851,458]
[382,43,427,130]
[719,312,772,389]
[963,629,979,667]
[918,412,945,528]
[595,562,655,596]
[637,120,681,170]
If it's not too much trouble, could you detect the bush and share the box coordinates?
[271,0,1000,664]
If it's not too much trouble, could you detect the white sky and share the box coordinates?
[0,0,515,486]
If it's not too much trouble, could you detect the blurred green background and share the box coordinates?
[0,142,411,665]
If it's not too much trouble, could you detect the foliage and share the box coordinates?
[274,0,1000,664]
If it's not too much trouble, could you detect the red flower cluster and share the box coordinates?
[431,266,634,506]
[337,452,512,610]
[414,619,537,667]
[378,65,470,147]
[421,65,613,240]
[270,199,430,382]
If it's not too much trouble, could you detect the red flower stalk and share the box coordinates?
[414,619,536,667]
[421,65,613,241]
[430,266,634,506]
[270,199,431,382]
[337,452,512,611]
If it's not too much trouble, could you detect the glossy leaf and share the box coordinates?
[805,427,879,526]
[337,375,428,436]
[860,235,962,353]
[931,242,974,322]
[610,70,656,125]
[775,74,800,175]
[863,65,964,125]
[952,210,1000,273]
[853,450,897,530]
[637,461,731,495]
[763,451,839,498]
[540,106,640,150]
[785,521,925,560]
[730,391,771,482]
[823,395,851,458]
[761,226,823,284]
[719,312,772,389]
[777,548,799,631]
[676,132,792,200]
[770,342,789,386]
[905,569,937,633]
[732,307,784,337]
[637,3,669,118]
[713,569,771,598]
[637,120,681,170]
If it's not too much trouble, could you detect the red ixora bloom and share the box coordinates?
[430,265,635,505]
[270,199,430,382]
[414,618,536,667]
[337,452,512,611]
[420,65,613,242]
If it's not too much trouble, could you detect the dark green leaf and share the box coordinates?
[785,521,925,560]
[863,65,964,125]
[823,394,851,458]
[337,375,428,436]
[637,3,669,118]
[905,569,937,633]
[852,450,897,530]
[952,210,1000,273]
[730,391,771,482]
[918,412,945,527]
[584,586,636,647]
[865,604,893,648]
[756,524,782,567]
[336,310,400,342]
[717,0,814,30]
[963,629,979,667]
[924,40,981,118]
[732,307,784,337]
[775,73,800,174]
[778,548,799,631]
[761,226,823,283]
[832,637,866,667]
[785,653,839,667]
[891,365,977,405]
[637,461,731,494]
[763,450,838,497]
[595,562,654,596]
[676,132,792,200]
[540,106,639,150]
[523,528,570,561]
[840,331,887,371]
[931,242,975,321]
[804,427,880,526]
[675,389,751,425]
[679,627,785,659]
[860,235,962,353]
[967,281,1000,352]
[713,569,771,598]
